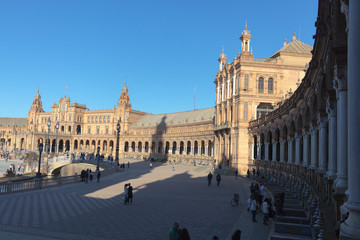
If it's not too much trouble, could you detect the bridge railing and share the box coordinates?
[0,167,116,195]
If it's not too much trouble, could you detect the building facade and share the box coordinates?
[214,25,312,172]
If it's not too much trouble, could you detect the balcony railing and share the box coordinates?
[213,122,231,131]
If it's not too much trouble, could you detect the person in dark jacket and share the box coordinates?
[127,183,133,204]
[216,173,221,186]
[207,172,213,186]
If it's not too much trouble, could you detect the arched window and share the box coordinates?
[244,74,249,90]
[258,77,264,93]
[268,78,274,94]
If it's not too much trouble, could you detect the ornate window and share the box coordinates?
[258,77,264,93]
[96,126,100,134]
[105,126,109,134]
[88,126,91,134]
[268,78,274,94]
[244,74,249,90]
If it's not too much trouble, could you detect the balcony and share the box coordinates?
[213,122,231,131]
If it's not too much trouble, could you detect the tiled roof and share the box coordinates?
[131,108,214,128]
[273,40,312,56]
[0,118,28,128]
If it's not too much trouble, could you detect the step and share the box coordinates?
[276,215,310,225]
[283,203,303,209]
[275,222,312,236]
[282,208,307,218]
[270,232,312,240]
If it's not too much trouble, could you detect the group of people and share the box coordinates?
[169,223,241,240]
[123,183,133,204]
[248,183,275,225]
[80,169,101,183]
[207,172,222,186]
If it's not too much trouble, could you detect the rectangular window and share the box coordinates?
[243,102,248,120]
[105,126,109,134]
[96,126,100,134]
[88,126,91,134]
[244,74,249,90]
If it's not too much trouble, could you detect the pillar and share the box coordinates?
[264,142,269,161]
[327,102,337,180]
[280,140,285,163]
[318,117,328,173]
[295,134,301,165]
[302,130,309,167]
[287,137,293,164]
[334,66,348,194]
[272,140,277,162]
[310,126,318,170]
[191,145,194,155]
[205,146,208,156]
[340,2,360,238]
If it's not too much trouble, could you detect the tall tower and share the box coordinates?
[28,89,44,131]
[218,47,227,71]
[240,22,252,55]
[117,81,132,133]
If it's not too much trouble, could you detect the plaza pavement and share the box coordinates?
[0,159,272,240]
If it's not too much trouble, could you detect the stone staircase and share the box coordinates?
[265,182,313,240]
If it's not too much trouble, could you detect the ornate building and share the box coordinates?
[248,0,360,239]
[214,25,312,172]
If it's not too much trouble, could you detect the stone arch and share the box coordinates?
[59,139,64,152]
[253,135,258,159]
[74,139,78,151]
[208,140,213,156]
[260,133,265,160]
[165,141,170,154]
[51,139,56,152]
[91,140,96,151]
[266,131,273,161]
[131,141,135,152]
[124,141,129,152]
[179,141,184,155]
[76,125,81,135]
[138,141,142,152]
[158,141,163,154]
[186,141,191,155]
[109,140,114,153]
[103,140,107,151]
[201,140,205,155]
[85,140,90,151]
[145,141,149,153]
[172,141,176,154]
[65,140,70,152]
[194,141,199,155]
[80,140,84,151]
[151,141,155,153]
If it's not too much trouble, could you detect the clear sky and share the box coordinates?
[0,0,318,118]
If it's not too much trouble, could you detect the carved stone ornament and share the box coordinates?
[302,129,309,137]
[307,95,314,107]
[326,100,337,117]
[333,64,347,91]
[340,0,349,33]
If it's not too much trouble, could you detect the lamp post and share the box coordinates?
[115,121,121,169]
[46,118,51,156]
[37,143,43,178]
[55,122,59,157]
[96,146,100,171]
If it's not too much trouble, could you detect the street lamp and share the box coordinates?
[96,146,100,171]
[115,121,121,168]
[36,143,43,178]
[47,118,51,156]
[55,122,59,157]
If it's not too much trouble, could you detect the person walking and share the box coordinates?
[262,198,269,225]
[178,228,190,240]
[127,161,130,168]
[96,170,101,183]
[84,169,89,183]
[207,172,213,186]
[128,183,133,204]
[250,195,258,222]
[89,170,93,182]
[169,222,180,240]
[234,169,238,180]
[231,229,242,240]
[216,173,221,186]
[124,183,129,204]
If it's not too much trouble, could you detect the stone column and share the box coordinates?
[295,134,301,165]
[280,140,285,163]
[211,142,214,157]
[272,140,277,162]
[205,146,208,156]
[184,145,187,155]
[191,145,194,155]
[326,102,337,180]
[302,130,309,167]
[318,117,328,173]
[264,142,269,161]
[334,65,348,194]
[341,2,360,238]
[257,140,262,161]
[287,137,293,164]
[135,144,139,152]
[162,146,165,154]
[310,126,318,170]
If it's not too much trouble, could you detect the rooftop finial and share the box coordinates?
[245,20,247,29]
[293,32,296,41]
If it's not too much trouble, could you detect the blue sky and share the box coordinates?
[0,0,318,118]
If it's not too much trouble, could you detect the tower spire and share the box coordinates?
[240,22,252,55]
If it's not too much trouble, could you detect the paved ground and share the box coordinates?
[0,159,272,240]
